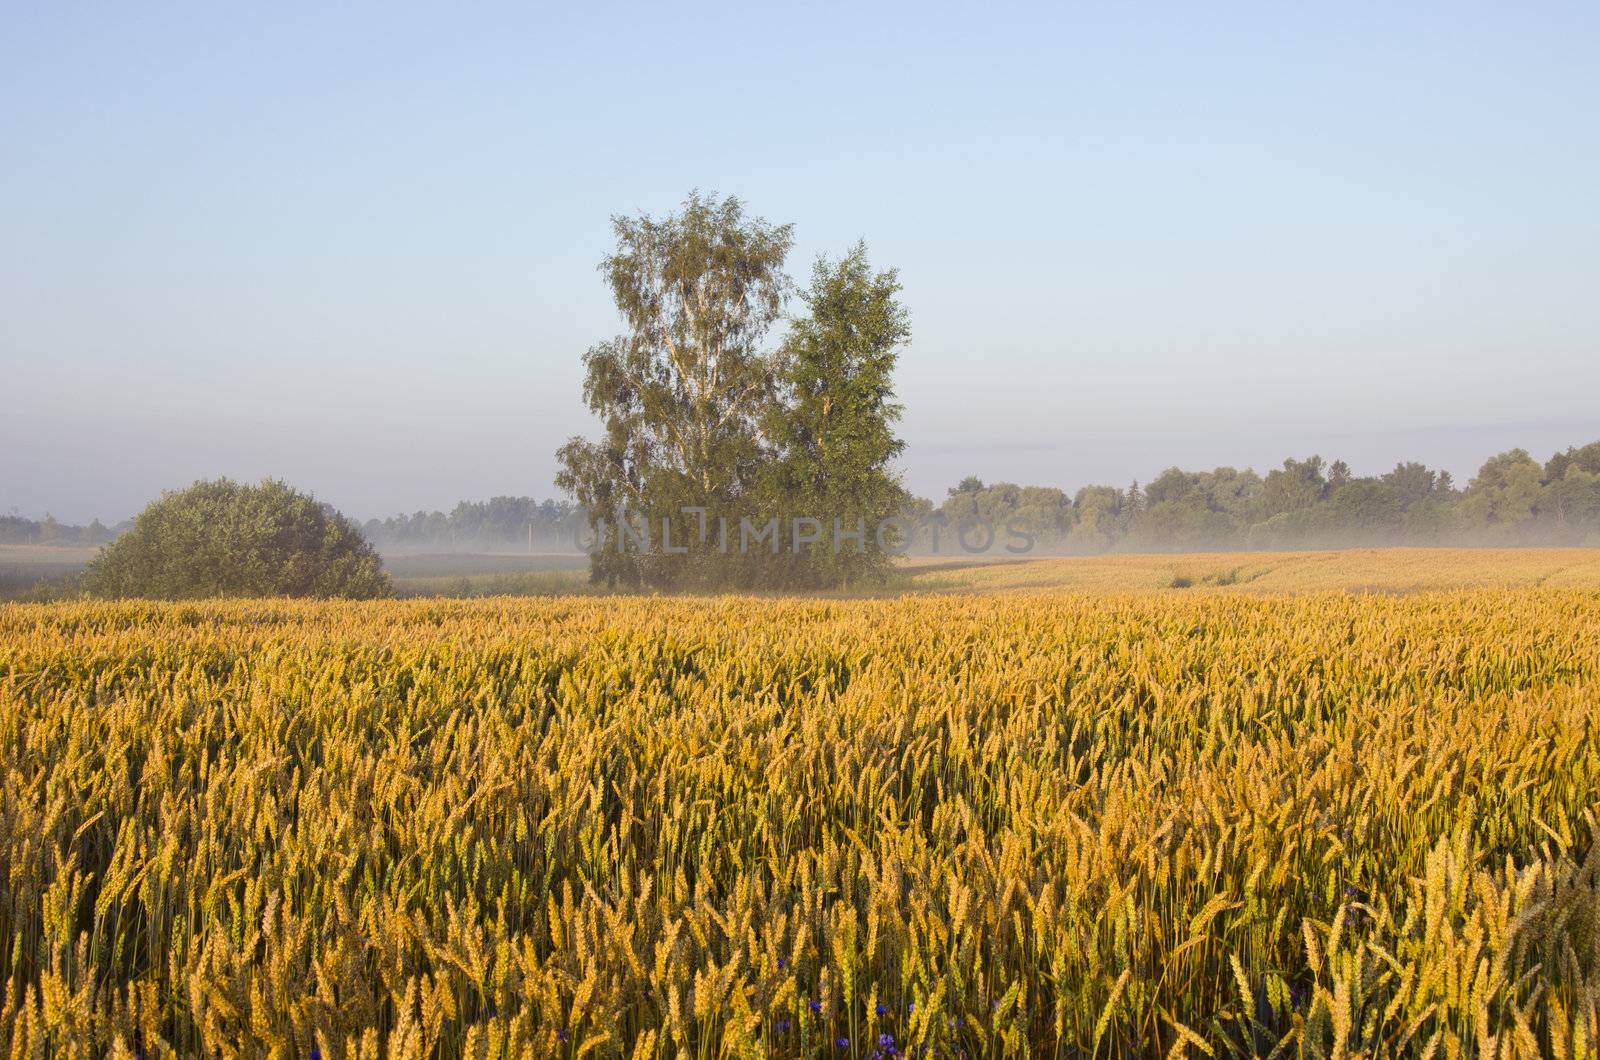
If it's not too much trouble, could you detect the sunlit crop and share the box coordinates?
[2,584,1597,1057]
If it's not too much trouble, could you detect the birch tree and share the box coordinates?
[557,192,793,588]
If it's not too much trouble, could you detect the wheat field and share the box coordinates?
[2,554,1599,1057]
[902,547,1600,594]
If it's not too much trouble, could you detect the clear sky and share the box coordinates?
[4,2,1597,523]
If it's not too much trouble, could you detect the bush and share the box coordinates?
[85,479,391,599]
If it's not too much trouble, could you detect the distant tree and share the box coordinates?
[1134,500,1240,550]
[893,494,938,551]
[1381,461,1441,507]
[556,192,794,589]
[1131,467,1251,550]
[1069,485,1126,551]
[1143,468,1197,507]
[765,243,911,586]
[1460,449,1545,531]
[1010,486,1073,542]
[1539,442,1600,533]
[0,515,39,545]
[1326,479,1405,538]
[934,481,1071,551]
[373,495,585,550]
[0,514,120,546]
[1543,467,1596,531]
[943,481,1011,526]
[1196,467,1261,517]
[1326,460,1353,495]
[85,479,390,599]
[1545,441,1600,482]
[940,487,975,530]
[1257,456,1326,519]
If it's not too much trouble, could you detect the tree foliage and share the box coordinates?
[932,440,1600,554]
[764,243,911,586]
[0,514,122,546]
[557,194,911,589]
[362,497,578,551]
[557,192,795,588]
[84,479,390,599]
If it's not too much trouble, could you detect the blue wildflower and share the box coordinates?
[876,1002,888,1017]
[809,999,822,1014]
[836,1037,849,1048]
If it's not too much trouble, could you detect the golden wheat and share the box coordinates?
[1,584,1597,1057]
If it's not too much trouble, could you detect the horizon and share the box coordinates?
[5,3,1599,524]
[6,430,1599,529]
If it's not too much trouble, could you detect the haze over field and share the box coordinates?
[4,3,1599,524]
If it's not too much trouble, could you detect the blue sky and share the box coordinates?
[3,2,1597,522]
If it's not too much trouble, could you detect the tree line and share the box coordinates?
[927,441,1600,553]
[12,446,1597,566]
[350,436,1600,563]
[0,514,124,547]
[360,497,579,551]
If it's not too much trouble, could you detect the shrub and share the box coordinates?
[84,478,390,599]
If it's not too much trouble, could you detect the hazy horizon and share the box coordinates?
[7,421,1600,528]
[5,3,1598,525]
